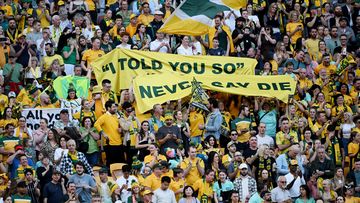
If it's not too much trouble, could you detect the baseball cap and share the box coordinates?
[239,163,248,169]
[290,159,298,166]
[130,14,137,19]
[143,190,154,195]
[154,10,164,15]
[227,141,235,148]
[8,91,16,98]
[15,145,24,151]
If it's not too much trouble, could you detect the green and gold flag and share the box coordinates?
[53,76,90,99]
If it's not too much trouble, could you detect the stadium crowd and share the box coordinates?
[0,0,359,202]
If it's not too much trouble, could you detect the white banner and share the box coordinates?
[21,108,73,130]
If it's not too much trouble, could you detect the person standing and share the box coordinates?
[42,170,67,203]
[94,100,124,168]
[156,111,181,155]
[285,160,306,200]
[233,163,257,203]
[68,162,97,203]
[152,176,177,203]
[199,98,223,141]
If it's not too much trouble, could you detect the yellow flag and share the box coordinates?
[133,73,297,113]
[92,49,257,92]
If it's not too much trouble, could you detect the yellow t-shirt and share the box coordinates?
[345,196,360,203]
[192,179,214,201]
[94,112,122,146]
[137,14,154,26]
[314,64,336,76]
[348,142,359,168]
[0,45,10,68]
[162,170,174,179]
[170,178,186,201]
[85,0,96,11]
[144,154,167,165]
[82,49,105,67]
[126,24,138,38]
[0,94,8,114]
[36,9,51,27]
[276,130,299,154]
[315,78,332,102]
[189,111,204,137]
[180,157,204,186]
[72,110,97,122]
[311,122,329,139]
[0,5,13,16]
[305,38,320,59]
[143,173,161,191]
[286,22,303,44]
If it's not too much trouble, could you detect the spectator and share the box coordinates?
[150,32,171,53]
[156,111,181,154]
[59,139,93,178]
[152,176,176,203]
[68,161,97,202]
[234,163,257,203]
[310,146,335,180]
[285,160,306,199]
[181,145,205,185]
[94,100,124,167]
[115,165,138,202]
[271,176,292,203]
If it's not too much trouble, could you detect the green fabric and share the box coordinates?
[3,63,23,83]
[0,135,20,147]
[180,0,229,19]
[12,194,31,202]
[79,127,99,154]
[61,46,77,65]
[53,76,90,99]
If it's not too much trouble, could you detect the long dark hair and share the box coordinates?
[138,120,150,140]
[300,185,311,199]
[204,135,218,148]
[182,185,196,197]
[2,107,12,119]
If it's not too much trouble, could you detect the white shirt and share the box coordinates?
[256,134,275,148]
[100,182,112,203]
[49,25,63,47]
[54,148,68,170]
[340,123,355,139]
[116,175,138,202]
[152,188,177,203]
[177,45,194,56]
[223,10,241,32]
[285,173,305,198]
[116,44,132,49]
[36,38,52,57]
[150,39,169,53]
[241,177,249,203]
[271,187,291,203]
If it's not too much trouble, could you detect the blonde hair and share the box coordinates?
[258,144,269,157]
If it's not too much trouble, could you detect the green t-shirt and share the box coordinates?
[12,194,32,203]
[79,127,99,154]
[0,135,20,150]
[61,46,77,65]
[3,63,23,83]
